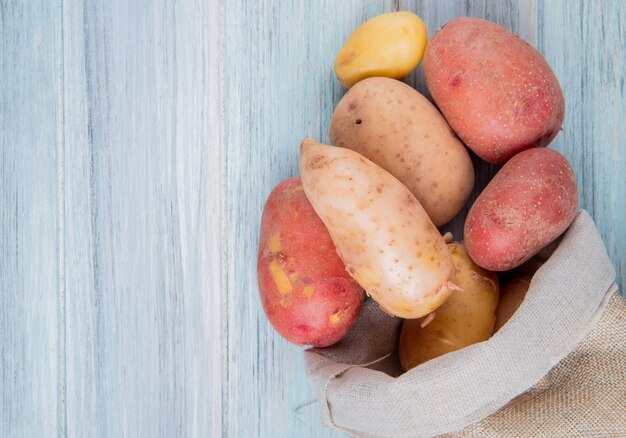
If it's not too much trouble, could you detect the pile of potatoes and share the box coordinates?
[257,13,578,370]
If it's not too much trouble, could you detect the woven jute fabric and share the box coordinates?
[304,211,625,437]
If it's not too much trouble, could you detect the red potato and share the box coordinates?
[464,148,577,271]
[424,17,564,164]
[257,177,364,347]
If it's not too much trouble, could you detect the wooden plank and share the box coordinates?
[223,1,399,436]
[61,0,224,436]
[0,1,62,436]
[2,0,622,437]
[539,0,625,290]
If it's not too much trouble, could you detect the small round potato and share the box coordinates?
[399,242,499,371]
[335,12,428,88]
[494,276,532,332]
[330,77,474,226]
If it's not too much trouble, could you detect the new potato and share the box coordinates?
[334,12,428,88]
[257,177,364,347]
[330,77,474,226]
[424,17,565,164]
[299,139,458,319]
[399,243,499,371]
[465,148,578,271]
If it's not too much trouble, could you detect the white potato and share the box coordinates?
[299,139,458,319]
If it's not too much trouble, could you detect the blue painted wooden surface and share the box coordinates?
[1,1,624,437]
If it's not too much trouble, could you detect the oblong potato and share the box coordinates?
[257,177,364,347]
[334,12,428,88]
[494,275,531,332]
[399,242,499,371]
[464,148,578,271]
[330,77,474,226]
[424,17,565,164]
[299,139,458,319]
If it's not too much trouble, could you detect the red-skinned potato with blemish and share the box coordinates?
[257,177,364,347]
[464,148,578,271]
[424,17,565,164]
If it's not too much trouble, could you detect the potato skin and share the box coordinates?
[257,177,364,347]
[464,148,578,271]
[334,12,428,88]
[330,77,474,226]
[424,17,565,164]
[399,242,499,371]
[494,276,531,332]
[299,139,458,319]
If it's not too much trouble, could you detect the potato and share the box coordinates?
[299,139,458,319]
[399,242,499,371]
[494,276,531,332]
[334,12,428,88]
[257,177,364,347]
[424,17,565,164]
[330,77,474,226]
[465,148,578,271]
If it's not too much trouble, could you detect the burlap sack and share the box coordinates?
[305,211,625,437]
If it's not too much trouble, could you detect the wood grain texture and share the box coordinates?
[538,0,625,290]
[1,1,624,437]
[1,1,62,436]
[224,4,396,436]
[61,0,223,436]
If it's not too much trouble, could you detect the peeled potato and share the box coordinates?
[399,242,499,371]
[299,138,457,319]
[334,12,428,88]
[494,275,532,332]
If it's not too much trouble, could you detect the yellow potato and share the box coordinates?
[399,243,499,371]
[335,12,428,88]
[330,77,474,226]
[299,139,458,319]
[494,276,532,332]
